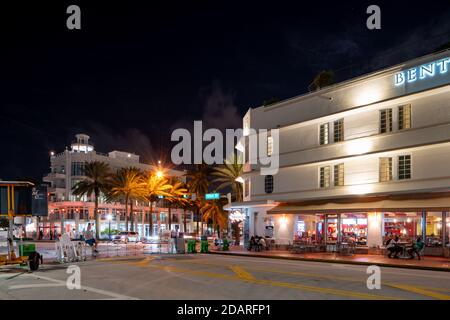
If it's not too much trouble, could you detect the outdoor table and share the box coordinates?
[397,242,412,259]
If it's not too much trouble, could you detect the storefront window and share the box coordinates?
[295,215,317,241]
[426,212,443,247]
[383,212,422,242]
[340,213,367,246]
[326,214,338,243]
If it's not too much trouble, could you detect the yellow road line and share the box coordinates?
[229,265,256,280]
[385,283,450,300]
[169,258,362,283]
[149,263,400,300]
[131,257,155,267]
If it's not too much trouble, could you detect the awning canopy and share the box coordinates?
[267,192,450,214]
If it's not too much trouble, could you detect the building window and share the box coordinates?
[244,179,250,197]
[379,157,393,182]
[264,175,274,193]
[267,130,273,156]
[319,166,331,188]
[334,163,344,186]
[319,123,329,145]
[398,155,411,180]
[380,109,393,133]
[398,104,411,130]
[71,162,85,176]
[333,119,344,142]
[384,212,422,243]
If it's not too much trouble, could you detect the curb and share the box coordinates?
[209,251,450,272]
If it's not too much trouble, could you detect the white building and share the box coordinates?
[231,50,450,255]
[40,133,193,239]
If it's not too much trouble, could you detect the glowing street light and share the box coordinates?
[156,170,164,179]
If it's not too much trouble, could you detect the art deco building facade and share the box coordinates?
[40,134,192,238]
[230,50,450,255]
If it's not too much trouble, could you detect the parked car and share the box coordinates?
[113,231,140,243]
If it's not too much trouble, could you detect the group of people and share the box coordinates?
[248,236,269,252]
[385,235,425,260]
[40,223,99,254]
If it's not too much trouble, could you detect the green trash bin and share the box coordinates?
[222,239,229,251]
[19,243,36,257]
[187,240,197,253]
[200,240,209,253]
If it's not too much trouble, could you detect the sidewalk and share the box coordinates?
[210,247,450,272]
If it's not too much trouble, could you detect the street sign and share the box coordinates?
[205,193,220,200]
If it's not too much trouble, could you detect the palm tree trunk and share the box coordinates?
[124,195,129,231]
[183,208,187,233]
[168,205,172,231]
[196,207,200,236]
[149,202,153,237]
[130,200,134,231]
[141,211,145,239]
[94,195,100,239]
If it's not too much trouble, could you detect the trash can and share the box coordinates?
[19,243,36,257]
[222,239,229,251]
[200,240,209,253]
[187,239,197,253]
[176,238,185,254]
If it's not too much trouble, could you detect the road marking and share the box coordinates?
[385,283,450,300]
[21,273,139,300]
[9,283,66,290]
[129,257,155,267]
[168,258,366,283]
[229,266,256,280]
[149,263,400,300]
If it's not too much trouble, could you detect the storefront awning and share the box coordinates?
[267,193,450,214]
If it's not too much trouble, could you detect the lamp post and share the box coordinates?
[107,214,112,240]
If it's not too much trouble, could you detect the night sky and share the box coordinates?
[1,1,450,180]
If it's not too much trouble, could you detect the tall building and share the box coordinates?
[230,50,450,255]
[40,133,193,238]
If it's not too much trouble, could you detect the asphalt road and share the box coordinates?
[1,254,449,300]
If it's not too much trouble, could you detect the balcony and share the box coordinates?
[43,172,66,182]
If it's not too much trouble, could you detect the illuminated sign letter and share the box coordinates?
[407,69,417,82]
[436,58,450,74]
[394,72,405,86]
[419,63,435,79]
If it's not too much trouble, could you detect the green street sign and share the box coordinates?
[205,193,220,200]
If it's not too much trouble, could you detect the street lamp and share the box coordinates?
[107,214,112,240]
[156,170,164,179]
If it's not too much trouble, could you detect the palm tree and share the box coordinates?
[107,167,145,232]
[143,171,171,236]
[185,164,212,235]
[308,70,335,91]
[212,153,243,202]
[72,161,111,239]
[179,197,195,233]
[165,178,188,231]
[200,198,228,238]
